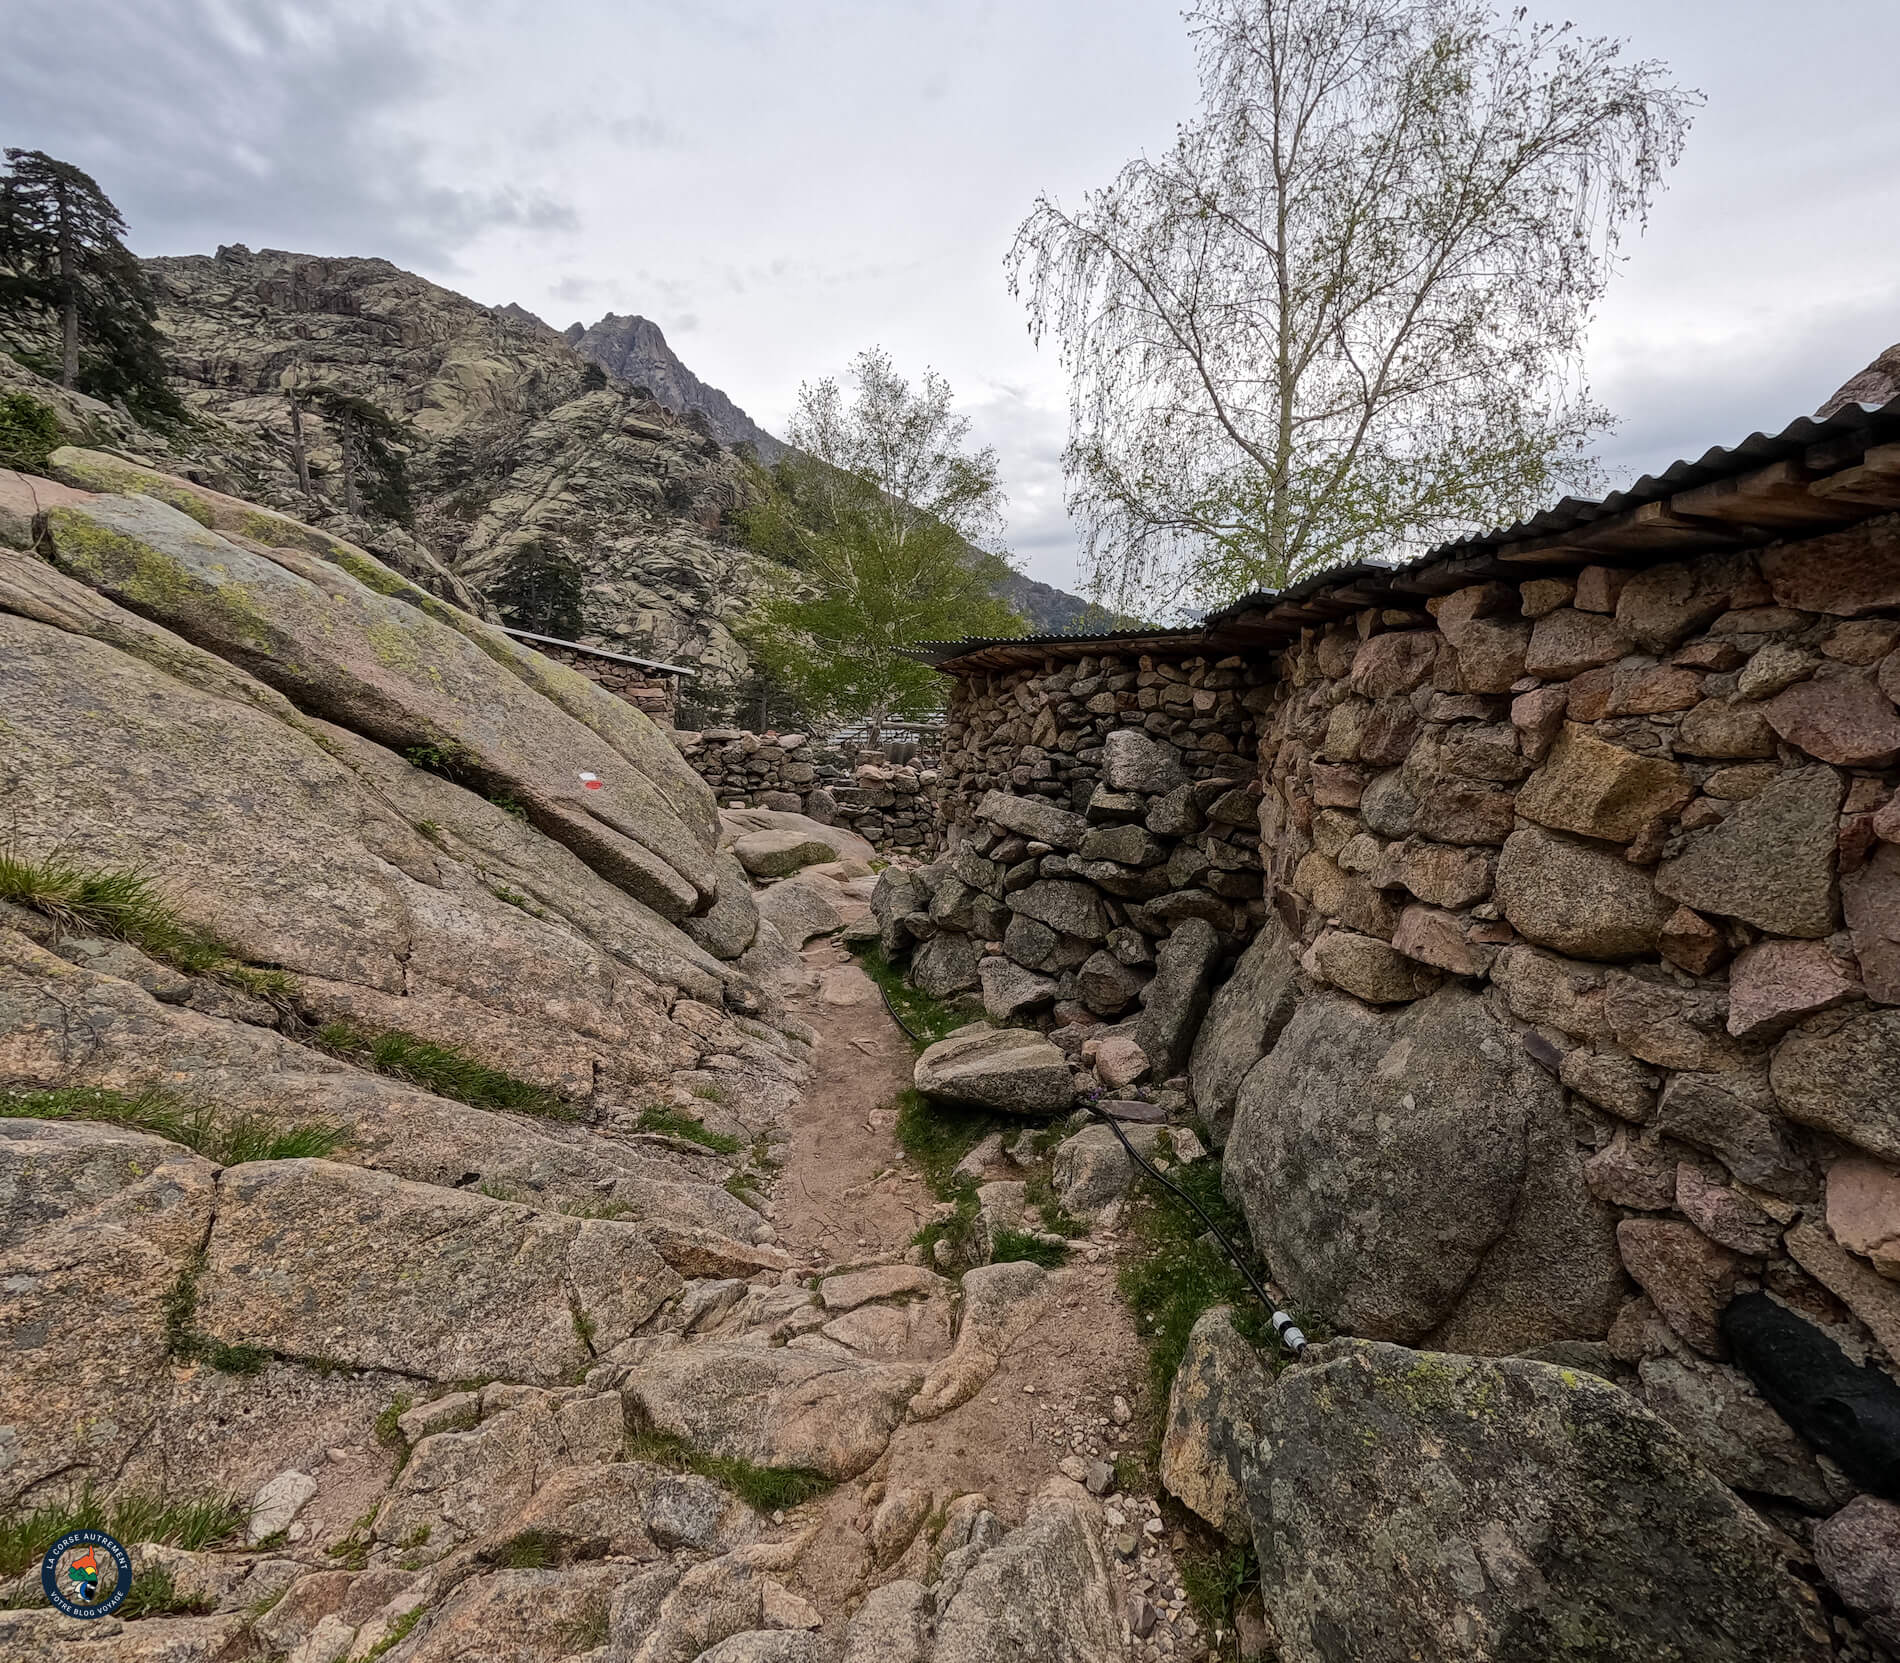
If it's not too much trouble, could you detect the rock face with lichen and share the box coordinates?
[140,246,775,690]
[1212,1340,1834,1663]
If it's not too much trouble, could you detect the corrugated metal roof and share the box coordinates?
[916,395,1900,673]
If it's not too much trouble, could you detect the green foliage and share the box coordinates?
[987,1228,1070,1268]
[0,847,222,970]
[0,149,183,423]
[304,386,414,525]
[402,739,480,781]
[363,1606,424,1658]
[624,1425,832,1513]
[1180,1541,1260,1651]
[0,1086,343,1165]
[0,1487,248,1579]
[850,944,966,1047]
[117,1563,214,1619]
[489,793,529,821]
[556,1591,613,1653]
[491,537,585,640]
[892,1088,1010,1195]
[635,1106,742,1154]
[493,1528,557,1569]
[909,1183,980,1273]
[317,1021,570,1118]
[373,1395,413,1452]
[0,390,61,471]
[1023,1169,1089,1238]
[0,848,298,1013]
[738,349,1026,737]
[1116,1154,1276,1415]
[1008,4,1697,607]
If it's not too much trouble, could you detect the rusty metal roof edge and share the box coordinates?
[909,396,1900,671]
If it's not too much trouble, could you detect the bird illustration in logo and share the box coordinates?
[64,1546,103,1603]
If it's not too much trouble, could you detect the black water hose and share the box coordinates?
[877,980,1307,1360]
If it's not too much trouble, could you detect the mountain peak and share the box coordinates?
[569,312,782,461]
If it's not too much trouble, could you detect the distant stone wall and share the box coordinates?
[528,640,679,723]
[672,727,941,853]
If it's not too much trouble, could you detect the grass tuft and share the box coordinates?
[1116,1156,1279,1419]
[0,1487,248,1580]
[0,848,302,1009]
[987,1228,1070,1268]
[556,1590,612,1653]
[317,1022,570,1117]
[1179,1541,1260,1652]
[363,1605,424,1658]
[0,1086,343,1165]
[892,1088,1011,1194]
[118,1562,215,1619]
[850,944,966,1047]
[624,1425,832,1513]
[634,1106,741,1154]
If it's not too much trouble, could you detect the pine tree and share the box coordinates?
[0,149,181,422]
[303,386,414,525]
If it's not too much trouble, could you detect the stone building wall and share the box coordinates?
[672,727,940,853]
[895,516,1900,1564]
[526,639,679,723]
[874,651,1277,1041]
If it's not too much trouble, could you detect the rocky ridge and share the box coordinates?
[0,441,1136,1662]
[566,313,784,463]
[142,245,772,686]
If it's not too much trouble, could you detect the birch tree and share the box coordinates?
[742,349,1022,741]
[1008,0,1698,609]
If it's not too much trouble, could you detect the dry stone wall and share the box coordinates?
[523,638,680,723]
[673,727,941,853]
[1222,538,1900,1379]
[902,523,1900,1578]
[873,652,1276,1052]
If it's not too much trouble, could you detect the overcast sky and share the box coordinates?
[7,0,1899,591]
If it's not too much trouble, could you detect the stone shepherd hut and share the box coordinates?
[889,392,1900,1528]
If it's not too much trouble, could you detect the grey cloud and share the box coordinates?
[0,0,573,269]
[1591,290,1900,491]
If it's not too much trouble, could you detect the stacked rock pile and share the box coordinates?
[672,727,941,852]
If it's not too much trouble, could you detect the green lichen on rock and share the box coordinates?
[46,446,217,527]
[41,504,276,654]
[1236,1341,1832,1662]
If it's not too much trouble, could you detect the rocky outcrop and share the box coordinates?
[1226,988,1623,1353]
[142,246,774,685]
[913,1027,1074,1116]
[567,311,785,460]
[1223,1341,1833,1662]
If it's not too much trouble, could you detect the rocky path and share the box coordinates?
[740,927,1209,1660]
